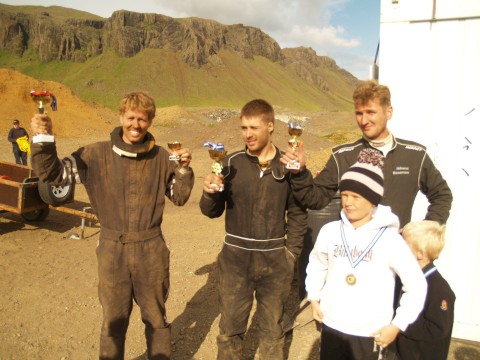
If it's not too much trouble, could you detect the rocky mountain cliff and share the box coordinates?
[0,4,359,111]
[1,8,283,65]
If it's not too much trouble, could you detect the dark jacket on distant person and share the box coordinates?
[8,126,28,151]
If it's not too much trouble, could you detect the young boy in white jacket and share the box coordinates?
[305,148,427,360]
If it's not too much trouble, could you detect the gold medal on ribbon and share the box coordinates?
[346,274,356,286]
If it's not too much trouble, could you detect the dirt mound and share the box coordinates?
[155,105,194,127]
[0,68,114,138]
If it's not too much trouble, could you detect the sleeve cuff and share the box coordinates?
[391,317,409,332]
[32,134,55,143]
[176,166,192,175]
[291,167,310,180]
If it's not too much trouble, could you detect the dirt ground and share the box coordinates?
[1,70,479,359]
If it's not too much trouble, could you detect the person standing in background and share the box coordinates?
[8,119,29,165]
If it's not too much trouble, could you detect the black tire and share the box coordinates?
[38,181,74,206]
[21,208,50,221]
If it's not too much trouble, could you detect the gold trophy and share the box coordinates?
[286,118,303,169]
[167,141,182,161]
[204,142,227,191]
[30,90,55,143]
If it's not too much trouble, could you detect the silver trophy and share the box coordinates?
[204,141,228,192]
[30,90,55,143]
[167,141,182,161]
[286,119,303,170]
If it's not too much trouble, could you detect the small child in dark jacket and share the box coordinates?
[397,220,456,360]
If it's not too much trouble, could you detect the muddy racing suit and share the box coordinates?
[31,127,194,360]
[200,147,307,360]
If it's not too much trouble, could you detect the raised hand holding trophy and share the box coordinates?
[30,90,56,143]
[286,118,303,170]
[167,141,182,161]
[204,141,228,191]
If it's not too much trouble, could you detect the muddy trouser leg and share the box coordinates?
[255,249,295,360]
[133,237,171,360]
[20,151,27,166]
[12,147,21,165]
[216,247,255,360]
[97,238,134,360]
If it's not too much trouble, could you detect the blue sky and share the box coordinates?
[2,0,380,79]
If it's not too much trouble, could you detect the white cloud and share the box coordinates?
[152,1,363,67]
[281,25,360,49]
[154,0,331,33]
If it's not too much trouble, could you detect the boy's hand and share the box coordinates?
[372,323,400,348]
[310,300,324,323]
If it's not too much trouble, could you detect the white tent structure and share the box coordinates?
[377,0,480,341]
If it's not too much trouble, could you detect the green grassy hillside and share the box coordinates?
[0,3,104,21]
[0,48,354,112]
[0,3,356,112]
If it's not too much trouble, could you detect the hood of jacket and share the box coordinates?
[340,204,400,232]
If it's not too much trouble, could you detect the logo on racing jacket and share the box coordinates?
[393,166,410,175]
[405,145,424,151]
[337,146,356,154]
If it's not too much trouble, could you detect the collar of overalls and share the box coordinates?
[110,126,155,158]
[244,145,286,180]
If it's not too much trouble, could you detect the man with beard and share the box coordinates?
[200,99,307,359]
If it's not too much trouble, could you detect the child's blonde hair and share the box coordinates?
[402,220,446,261]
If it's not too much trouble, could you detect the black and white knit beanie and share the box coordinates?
[339,148,384,206]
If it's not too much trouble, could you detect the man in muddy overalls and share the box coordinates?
[200,99,307,359]
[30,91,194,360]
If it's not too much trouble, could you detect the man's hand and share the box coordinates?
[280,141,306,173]
[176,147,193,169]
[310,300,324,323]
[203,173,224,193]
[371,323,400,348]
[31,114,53,136]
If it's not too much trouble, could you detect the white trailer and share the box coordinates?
[378,0,480,341]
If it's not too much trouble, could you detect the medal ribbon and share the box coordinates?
[340,221,387,269]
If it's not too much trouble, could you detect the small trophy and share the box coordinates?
[286,118,303,169]
[167,141,182,161]
[204,141,228,191]
[30,90,55,143]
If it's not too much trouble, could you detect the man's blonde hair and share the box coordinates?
[119,91,156,121]
[402,220,446,261]
[353,80,391,108]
